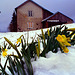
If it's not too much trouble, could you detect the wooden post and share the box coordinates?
[46,21,48,28]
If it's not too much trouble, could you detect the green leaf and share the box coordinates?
[0,47,1,52]
[4,56,9,70]
[23,55,33,75]
[8,56,17,73]
[36,46,39,57]
[0,64,8,75]
[7,66,15,75]
[14,56,26,75]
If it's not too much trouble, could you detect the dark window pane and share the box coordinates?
[28,11,32,17]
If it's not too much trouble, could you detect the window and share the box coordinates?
[28,11,33,17]
[27,22,33,29]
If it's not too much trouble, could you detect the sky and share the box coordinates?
[0,0,75,32]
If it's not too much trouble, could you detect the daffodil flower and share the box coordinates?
[66,37,71,42]
[56,35,64,42]
[16,38,21,44]
[60,45,69,53]
[56,34,71,53]
[2,49,8,57]
[56,35,71,46]
[62,35,71,46]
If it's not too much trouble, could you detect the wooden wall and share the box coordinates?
[43,9,53,19]
[49,12,73,23]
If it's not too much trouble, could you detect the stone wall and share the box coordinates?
[17,2,43,31]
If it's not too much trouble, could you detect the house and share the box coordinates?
[42,12,74,28]
[15,0,74,31]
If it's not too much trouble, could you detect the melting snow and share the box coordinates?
[0,23,75,75]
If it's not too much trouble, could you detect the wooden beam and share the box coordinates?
[46,21,48,28]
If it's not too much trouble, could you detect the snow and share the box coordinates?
[0,23,75,75]
[32,49,75,75]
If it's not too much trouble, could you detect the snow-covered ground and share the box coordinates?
[0,23,75,75]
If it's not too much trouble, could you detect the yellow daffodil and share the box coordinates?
[61,35,71,46]
[16,38,21,44]
[2,49,8,57]
[66,37,71,42]
[56,35,71,46]
[60,45,69,53]
[62,35,70,42]
[47,29,50,36]
[56,35,64,42]
[56,34,71,53]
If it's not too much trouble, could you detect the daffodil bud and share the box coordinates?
[47,29,50,36]
[41,29,45,40]
[66,28,75,31]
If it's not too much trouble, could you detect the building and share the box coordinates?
[15,0,74,31]
[42,12,74,28]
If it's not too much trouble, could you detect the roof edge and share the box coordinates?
[42,11,74,22]
[15,0,53,14]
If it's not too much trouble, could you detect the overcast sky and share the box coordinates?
[0,0,75,32]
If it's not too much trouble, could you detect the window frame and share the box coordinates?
[28,10,33,17]
[27,22,33,29]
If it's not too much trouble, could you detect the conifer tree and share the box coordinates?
[8,11,17,32]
